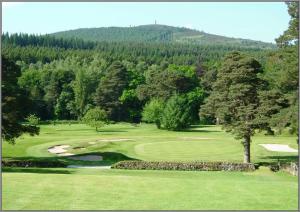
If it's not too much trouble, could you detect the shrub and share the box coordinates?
[112,161,255,172]
[142,99,164,128]
[1,160,67,168]
[25,114,40,126]
[82,107,108,131]
[160,94,192,130]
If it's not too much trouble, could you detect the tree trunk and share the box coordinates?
[243,135,251,163]
[216,117,220,125]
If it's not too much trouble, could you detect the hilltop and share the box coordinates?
[52,24,276,49]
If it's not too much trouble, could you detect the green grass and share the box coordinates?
[3,123,298,164]
[2,167,298,210]
[2,123,298,210]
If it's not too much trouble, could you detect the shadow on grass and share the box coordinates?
[64,151,139,166]
[2,167,73,174]
[256,155,298,166]
[181,129,221,133]
[189,125,216,128]
[2,151,138,171]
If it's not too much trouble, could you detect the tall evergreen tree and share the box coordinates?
[260,2,298,140]
[94,61,129,120]
[2,56,39,143]
[200,52,265,163]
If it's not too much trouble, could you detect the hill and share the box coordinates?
[52,24,276,49]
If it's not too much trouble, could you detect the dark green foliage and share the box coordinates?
[200,52,265,163]
[260,3,298,138]
[94,61,129,120]
[137,65,198,101]
[112,160,255,172]
[276,2,299,47]
[1,56,40,143]
[52,24,275,49]
[1,159,66,168]
[2,33,272,66]
[2,32,96,50]
[160,94,192,131]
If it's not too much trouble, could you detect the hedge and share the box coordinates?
[1,160,67,168]
[111,161,255,172]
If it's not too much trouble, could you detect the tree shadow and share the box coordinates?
[180,129,221,133]
[64,151,139,166]
[189,125,216,128]
[256,155,298,166]
[2,167,73,174]
[2,151,138,170]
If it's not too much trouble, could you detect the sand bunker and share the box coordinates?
[259,144,298,153]
[48,145,75,156]
[69,155,103,161]
[48,145,70,154]
[48,145,103,161]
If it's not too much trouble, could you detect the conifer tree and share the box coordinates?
[200,52,264,163]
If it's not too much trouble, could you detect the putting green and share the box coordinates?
[133,140,244,161]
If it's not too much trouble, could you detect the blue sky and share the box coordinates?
[2,2,290,43]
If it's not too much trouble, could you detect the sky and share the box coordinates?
[2,2,290,43]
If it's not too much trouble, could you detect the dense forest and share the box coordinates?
[52,24,276,49]
[1,2,298,149]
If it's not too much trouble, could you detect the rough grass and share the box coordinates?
[2,123,298,210]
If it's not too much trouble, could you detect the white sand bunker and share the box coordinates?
[259,144,298,153]
[48,145,74,156]
[69,155,103,161]
[48,145,103,161]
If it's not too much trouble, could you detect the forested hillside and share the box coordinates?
[52,24,276,49]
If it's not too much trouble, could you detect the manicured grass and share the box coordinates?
[3,123,298,164]
[2,123,298,210]
[2,167,298,210]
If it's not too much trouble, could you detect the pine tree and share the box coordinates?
[94,61,129,120]
[200,52,265,163]
[2,56,39,143]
